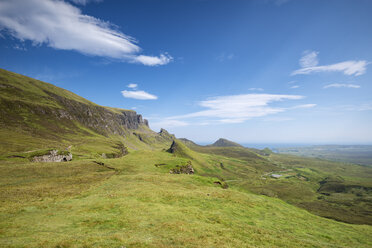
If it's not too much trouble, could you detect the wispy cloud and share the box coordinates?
[167,93,311,124]
[127,83,138,89]
[0,0,172,66]
[299,50,319,68]
[343,103,372,111]
[292,51,368,76]
[248,88,264,91]
[217,53,234,62]
[291,104,316,109]
[13,43,26,51]
[323,83,361,89]
[69,0,102,5]
[121,90,157,100]
[290,85,300,89]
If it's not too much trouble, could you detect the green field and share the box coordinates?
[1,150,372,248]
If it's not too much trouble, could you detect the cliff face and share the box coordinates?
[49,92,148,136]
[0,68,173,154]
[0,68,149,138]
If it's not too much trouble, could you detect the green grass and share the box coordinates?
[179,144,372,225]
[1,150,371,247]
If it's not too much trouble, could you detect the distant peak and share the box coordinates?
[209,138,242,147]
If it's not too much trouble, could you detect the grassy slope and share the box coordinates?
[182,143,372,225]
[1,151,371,248]
[0,68,172,156]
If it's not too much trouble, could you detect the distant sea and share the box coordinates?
[240,143,314,150]
[196,142,315,150]
[195,142,372,151]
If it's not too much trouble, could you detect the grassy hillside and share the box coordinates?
[1,69,371,247]
[1,151,371,247]
[181,140,372,225]
[0,68,173,156]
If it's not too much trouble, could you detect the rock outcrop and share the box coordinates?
[167,140,193,159]
[158,128,176,141]
[33,150,72,162]
[169,161,194,174]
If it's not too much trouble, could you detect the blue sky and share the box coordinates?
[1,0,372,144]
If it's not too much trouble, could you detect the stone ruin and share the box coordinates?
[33,150,72,162]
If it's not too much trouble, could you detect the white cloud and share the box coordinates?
[0,0,171,66]
[127,83,138,89]
[299,50,319,68]
[291,104,316,109]
[69,0,102,5]
[293,61,368,76]
[132,54,173,66]
[121,90,157,100]
[168,93,307,124]
[292,51,368,76]
[323,83,361,89]
[248,88,264,91]
[290,85,300,89]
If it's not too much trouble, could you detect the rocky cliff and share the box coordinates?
[0,68,175,154]
[0,68,148,138]
[47,92,148,136]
